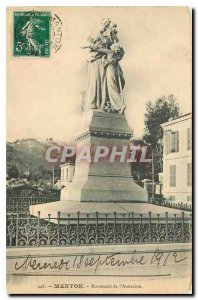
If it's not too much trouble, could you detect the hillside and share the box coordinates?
[6,138,61,182]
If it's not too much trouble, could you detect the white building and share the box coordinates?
[161,113,192,204]
[60,162,75,187]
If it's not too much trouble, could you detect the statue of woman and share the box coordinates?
[82,18,112,110]
[88,22,126,114]
[103,41,126,114]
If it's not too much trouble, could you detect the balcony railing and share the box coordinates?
[7,211,192,247]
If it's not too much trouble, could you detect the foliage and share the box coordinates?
[7,164,19,178]
[143,94,180,146]
[143,94,179,173]
[130,139,152,181]
[131,95,180,189]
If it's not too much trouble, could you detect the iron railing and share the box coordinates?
[7,211,192,247]
[6,193,60,213]
[149,200,192,212]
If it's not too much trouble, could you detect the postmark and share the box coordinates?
[50,14,63,53]
[13,11,51,57]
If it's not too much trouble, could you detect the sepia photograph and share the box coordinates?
[6,5,192,295]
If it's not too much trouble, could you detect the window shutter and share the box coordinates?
[187,128,191,150]
[170,165,176,187]
[176,131,179,152]
[165,131,170,154]
[187,163,192,186]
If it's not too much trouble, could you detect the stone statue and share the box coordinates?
[83,19,126,114]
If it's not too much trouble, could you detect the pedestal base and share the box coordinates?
[61,110,148,203]
[61,176,148,202]
[29,200,189,219]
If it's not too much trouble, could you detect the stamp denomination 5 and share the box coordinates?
[13,11,51,57]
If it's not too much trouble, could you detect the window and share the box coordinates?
[159,173,163,183]
[187,163,192,186]
[165,132,170,154]
[171,131,179,153]
[187,195,192,202]
[187,128,192,150]
[165,131,179,154]
[170,165,176,187]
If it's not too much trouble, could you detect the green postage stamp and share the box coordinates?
[13,11,51,57]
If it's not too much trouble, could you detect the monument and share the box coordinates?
[30,18,150,217]
[61,19,147,203]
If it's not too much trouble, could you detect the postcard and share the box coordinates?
[6,6,192,294]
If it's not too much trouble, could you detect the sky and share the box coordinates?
[7,7,192,142]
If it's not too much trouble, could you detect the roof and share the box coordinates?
[60,162,75,167]
[161,112,191,128]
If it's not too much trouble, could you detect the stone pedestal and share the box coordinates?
[61,110,148,202]
[30,111,149,217]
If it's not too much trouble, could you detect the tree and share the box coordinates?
[7,164,19,179]
[143,95,180,199]
[130,139,152,181]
